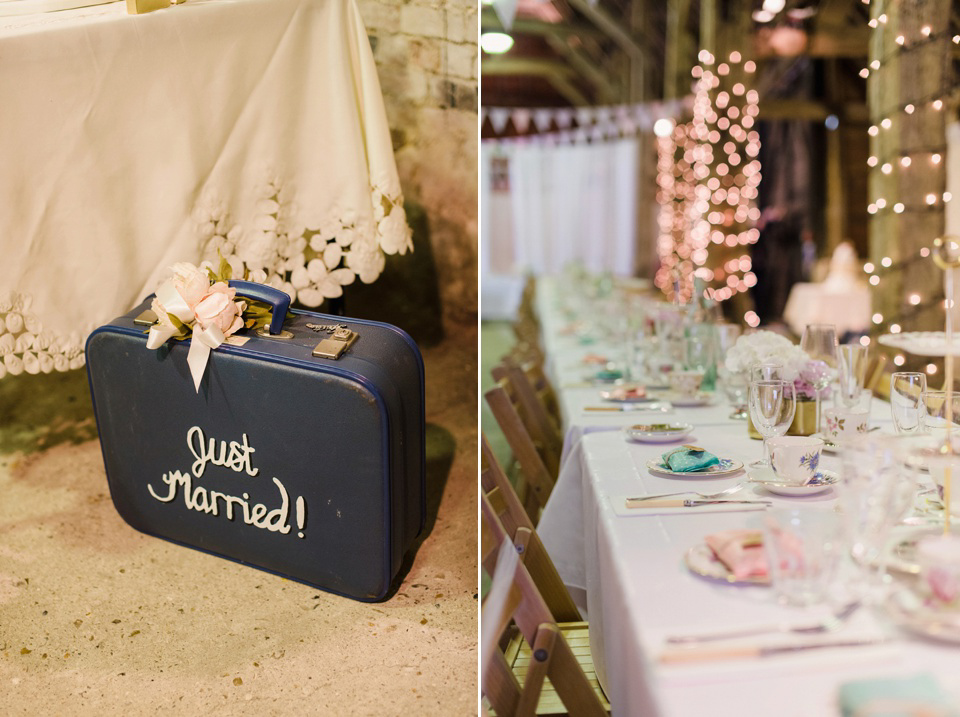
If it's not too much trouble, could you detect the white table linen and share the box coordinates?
[0,0,409,377]
[533,277,960,716]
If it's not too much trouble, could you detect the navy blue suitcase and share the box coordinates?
[86,281,425,601]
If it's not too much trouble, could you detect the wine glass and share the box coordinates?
[721,370,749,420]
[749,379,797,468]
[838,434,919,603]
[837,344,869,408]
[890,372,927,434]
[800,324,839,433]
[751,361,786,382]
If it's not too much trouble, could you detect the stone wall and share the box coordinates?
[357,0,478,333]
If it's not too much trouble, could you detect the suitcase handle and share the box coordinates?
[228,281,291,335]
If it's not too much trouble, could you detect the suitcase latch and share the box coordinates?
[311,325,357,359]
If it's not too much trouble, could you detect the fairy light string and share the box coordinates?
[654,50,761,310]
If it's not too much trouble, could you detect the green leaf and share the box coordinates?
[166,312,191,337]
[218,254,233,282]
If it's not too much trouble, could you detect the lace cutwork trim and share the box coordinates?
[195,175,413,308]
[0,292,86,377]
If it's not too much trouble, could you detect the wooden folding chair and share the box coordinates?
[491,360,563,476]
[485,382,557,524]
[482,434,581,623]
[481,493,609,716]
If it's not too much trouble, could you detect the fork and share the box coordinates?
[664,600,862,644]
[628,484,744,503]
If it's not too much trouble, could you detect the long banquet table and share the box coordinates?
[533,276,960,717]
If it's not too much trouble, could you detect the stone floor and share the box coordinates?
[0,324,478,715]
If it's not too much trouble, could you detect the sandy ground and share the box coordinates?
[0,325,478,715]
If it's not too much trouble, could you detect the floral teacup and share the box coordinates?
[823,407,869,444]
[668,370,704,398]
[917,535,960,604]
[768,435,824,486]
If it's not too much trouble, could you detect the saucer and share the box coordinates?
[623,422,693,444]
[884,584,960,643]
[811,432,842,453]
[747,467,838,496]
[647,457,744,478]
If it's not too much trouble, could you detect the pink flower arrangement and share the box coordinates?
[145,261,248,391]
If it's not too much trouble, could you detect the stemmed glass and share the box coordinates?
[749,379,797,469]
[800,324,839,433]
[714,324,746,418]
[890,372,927,434]
[837,344,869,408]
[837,434,919,604]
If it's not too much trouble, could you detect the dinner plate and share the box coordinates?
[647,457,744,478]
[623,422,693,444]
[884,585,960,643]
[601,386,653,403]
[684,543,769,586]
[747,467,839,496]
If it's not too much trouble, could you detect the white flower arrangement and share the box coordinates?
[724,330,810,382]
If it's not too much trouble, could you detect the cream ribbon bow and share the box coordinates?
[145,280,227,392]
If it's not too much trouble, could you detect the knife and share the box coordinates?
[659,638,885,664]
[625,498,771,509]
[585,403,671,412]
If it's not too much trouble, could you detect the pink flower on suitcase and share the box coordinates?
[146,261,253,392]
[170,262,212,310]
[194,282,245,337]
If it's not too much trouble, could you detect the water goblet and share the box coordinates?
[838,434,920,603]
[719,367,749,420]
[749,379,797,468]
[801,324,839,433]
[890,372,927,434]
[837,344,869,408]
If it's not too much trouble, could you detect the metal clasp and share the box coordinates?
[311,325,358,359]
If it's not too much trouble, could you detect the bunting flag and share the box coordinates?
[489,107,511,134]
[533,108,554,132]
[482,98,692,146]
[511,108,532,134]
[555,108,574,129]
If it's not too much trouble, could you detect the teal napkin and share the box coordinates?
[661,446,719,473]
[838,673,957,717]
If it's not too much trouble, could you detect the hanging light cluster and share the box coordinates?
[654,50,762,305]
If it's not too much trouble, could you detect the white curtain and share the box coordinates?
[507,137,638,276]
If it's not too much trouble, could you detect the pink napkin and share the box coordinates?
[582,353,608,364]
[705,529,767,580]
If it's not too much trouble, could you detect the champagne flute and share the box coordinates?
[801,324,839,433]
[890,372,927,434]
[749,379,797,468]
[837,344,869,408]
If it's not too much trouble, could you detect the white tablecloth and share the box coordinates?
[533,277,960,716]
[0,0,409,377]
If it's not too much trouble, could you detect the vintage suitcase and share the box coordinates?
[86,281,425,601]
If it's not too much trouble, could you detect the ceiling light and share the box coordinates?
[752,9,775,22]
[762,0,786,12]
[480,32,514,54]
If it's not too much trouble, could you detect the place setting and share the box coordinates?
[659,505,893,669]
